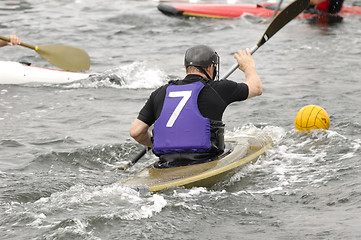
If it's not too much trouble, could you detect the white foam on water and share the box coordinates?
[46,217,100,240]
[227,123,286,144]
[170,187,229,212]
[229,127,361,196]
[61,62,167,89]
[220,124,287,189]
[172,187,209,199]
[2,181,168,239]
[115,62,166,89]
[37,182,167,219]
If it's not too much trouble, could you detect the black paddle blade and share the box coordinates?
[257,0,310,47]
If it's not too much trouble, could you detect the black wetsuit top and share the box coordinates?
[138,74,249,125]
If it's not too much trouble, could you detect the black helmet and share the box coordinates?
[184,45,219,67]
[184,45,220,80]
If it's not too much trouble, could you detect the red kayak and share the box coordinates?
[157,2,361,19]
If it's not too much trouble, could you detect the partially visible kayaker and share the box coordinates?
[306,0,344,14]
[129,45,262,168]
[0,34,22,47]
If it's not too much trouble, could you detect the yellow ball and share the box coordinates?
[294,105,330,131]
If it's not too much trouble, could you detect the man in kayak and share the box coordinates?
[0,34,21,47]
[306,0,344,14]
[130,45,262,168]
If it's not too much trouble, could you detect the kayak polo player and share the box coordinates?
[130,45,263,168]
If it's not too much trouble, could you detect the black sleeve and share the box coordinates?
[137,85,167,126]
[216,80,249,104]
[137,96,155,126]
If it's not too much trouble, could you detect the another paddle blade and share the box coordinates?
[36,44,90,71]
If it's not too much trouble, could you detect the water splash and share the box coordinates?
[65,62,167,89]
[1,182,167,238]
[229,127,361,197]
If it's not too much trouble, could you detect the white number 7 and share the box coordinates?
[166,90,192,127]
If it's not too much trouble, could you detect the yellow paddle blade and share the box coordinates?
[36,44,90,71]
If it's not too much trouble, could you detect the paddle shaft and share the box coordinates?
[220,45,258,80]
[220,0,309,80]
[129,148,148,166]
[0,36,37,50]
[109,147,148,171]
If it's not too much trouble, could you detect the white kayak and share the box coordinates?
[0,61,90,85]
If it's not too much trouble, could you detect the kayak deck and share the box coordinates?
[122,135,273,192]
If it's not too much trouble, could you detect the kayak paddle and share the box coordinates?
[220,0,310,80]
[0,35,90,72]
[109,147,149,171]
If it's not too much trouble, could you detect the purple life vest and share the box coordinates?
[153,81,211,155]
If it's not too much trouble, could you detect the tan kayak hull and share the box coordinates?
[122,135,273,192]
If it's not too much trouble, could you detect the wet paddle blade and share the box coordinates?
[36,44,90,71]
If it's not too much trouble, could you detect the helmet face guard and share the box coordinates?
[184,45,220,80]
[212,59,219,81]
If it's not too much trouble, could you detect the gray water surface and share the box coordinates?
[1,0,361,239]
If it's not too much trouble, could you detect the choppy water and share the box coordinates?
[1,0,361,239]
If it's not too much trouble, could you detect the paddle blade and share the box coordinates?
[36,44,90,71]
[257,0,310,47]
